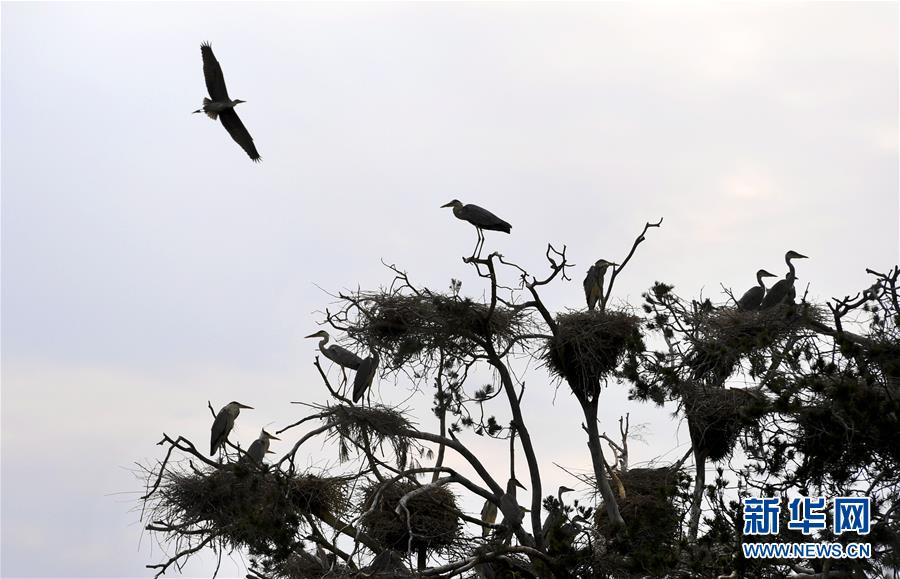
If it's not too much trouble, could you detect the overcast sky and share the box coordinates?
[2,2,897,577]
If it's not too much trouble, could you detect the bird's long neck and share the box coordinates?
[318,335,329,352]
[757,271,766,286]
[786,256,797,278]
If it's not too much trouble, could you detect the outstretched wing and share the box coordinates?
[219,109,261,162]
[200,43,229,101]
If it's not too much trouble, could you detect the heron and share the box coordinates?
[737,269,778,311]
[555,513,588,552]
[193,43,261,162]
[352,353,379,403]
[541,485,575,540]
[305,330,363,370]
[441,200,511,257]
[245,429,280,463]
[481,477,526,539]
[210,401,253,456]
[760,251,808,309]
[584,259,617,310]
[480,497,498,539]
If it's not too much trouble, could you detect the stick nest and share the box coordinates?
[152,463,345,558]
[687,305,824,383]
[360,480,461,553]
[683,386,767,461]
[325,404,420,469]
[544,310,643,399]
[259,551,353,579]
[348,293,527,368]
[596,467,687,575]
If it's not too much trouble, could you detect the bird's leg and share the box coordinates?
[474,229,485,259]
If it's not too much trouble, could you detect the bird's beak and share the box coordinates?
[797,253,808,259]
[237,403,254,409]
[515,480,527,490]
[440,202,453,208]
[304,333,319,339]
[269,434,281,440]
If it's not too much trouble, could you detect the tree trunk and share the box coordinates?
[417,546,427,570]
[582,400,625,527]
[688,447,709,542]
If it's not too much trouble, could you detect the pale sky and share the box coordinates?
[2,2,897,577]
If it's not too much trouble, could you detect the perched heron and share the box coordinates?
[480,497,498,539]
[305,330,363,370]
[481,477,526,539]
[555,513,587,551]
[441,200,511,257]
[193,43,261,162]
[352,353,379,403]
[760,251,808,309]
[210,401,253,456]
[246,429,280,463]
[737,269,778,311]
[583,259,617,311]
[541,485,575,540]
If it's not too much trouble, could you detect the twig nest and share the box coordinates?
[154,464,345,558]
[326,404,419,469]
[683,386,766,461]
[348,293,526,368]
[544,310,643,400]
[360,481,461,553]
[699,305,821,354]
[259,550,353,579]
[595,467,687,575]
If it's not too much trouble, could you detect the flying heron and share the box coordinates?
[353,353,379,403]
[441,200,511,257]
[193,43,261,162]
[245,429,280,463]
[210,401,253,456]
[737,269,778,311]
[583,259,617,311]
[305,330,363,370]
[760,251,808,309]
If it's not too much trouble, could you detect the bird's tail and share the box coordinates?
[193,98,217,119]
